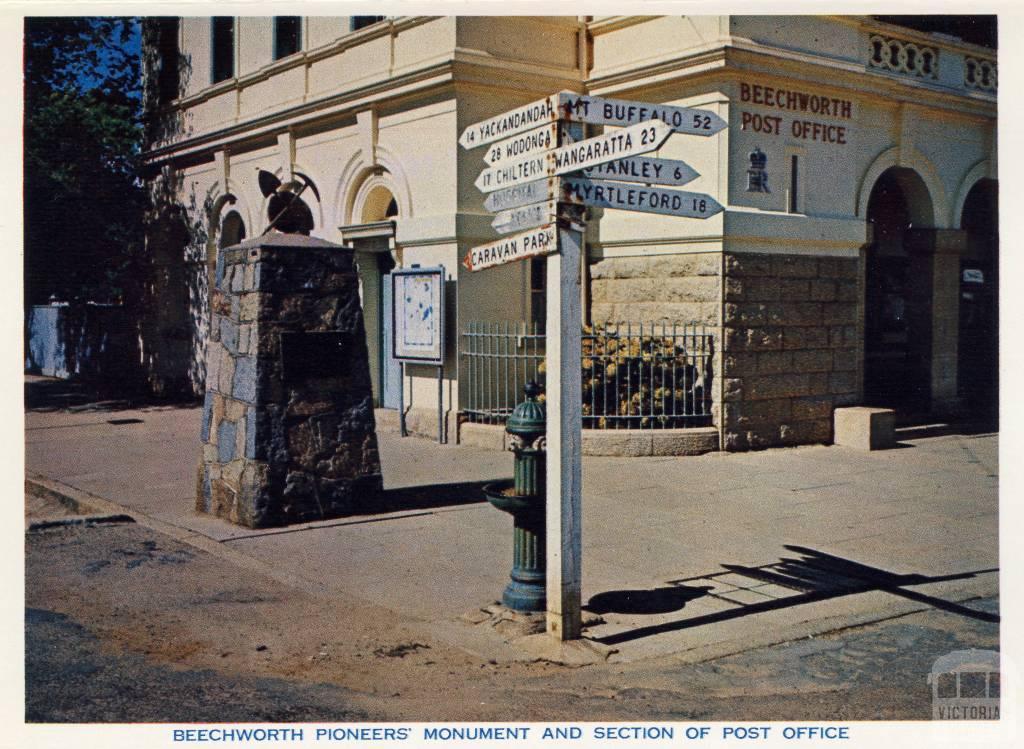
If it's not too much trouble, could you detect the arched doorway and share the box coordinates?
[344,181,401,409]
[958,179,998,425]
[863,167,935,413]
[220,210,246,248]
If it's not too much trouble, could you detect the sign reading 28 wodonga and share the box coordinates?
[462,223,557,272]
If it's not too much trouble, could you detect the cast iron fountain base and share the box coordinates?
[483,479,546,612]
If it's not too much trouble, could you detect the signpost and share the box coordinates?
[561,93,728,136]
[460,92,726,642]
[461,223,557,273]
[581,156,699,186]
[561,177,724,218]
[474,119,673,193]
[491,200,558,235]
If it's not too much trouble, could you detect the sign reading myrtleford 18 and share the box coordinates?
[562,94,727,136]
[475,120,673,193]
[463,223,558,272]
[561,177,723,219]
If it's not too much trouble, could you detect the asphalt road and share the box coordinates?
[26,607,367,723]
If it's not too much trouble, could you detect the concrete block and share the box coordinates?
[834,406,895,450]
[580,431,653,457]
[649,428,718,456]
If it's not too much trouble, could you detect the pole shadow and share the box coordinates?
[589,544,999,647]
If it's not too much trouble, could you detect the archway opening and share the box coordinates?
[349,182,401,409]
[958,179,998,425]
[864,167,935,412]
[219,210,246,249]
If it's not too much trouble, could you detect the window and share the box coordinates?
[155,18,180,103]
[273,17,301,60]
[211,17,235,83]
[351,16,385,32]
[789,155,799,213]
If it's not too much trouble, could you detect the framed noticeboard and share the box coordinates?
[391,266,445,364]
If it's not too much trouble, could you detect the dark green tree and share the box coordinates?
[24,17,144,305]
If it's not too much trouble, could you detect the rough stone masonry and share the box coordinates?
[196,233,382,527]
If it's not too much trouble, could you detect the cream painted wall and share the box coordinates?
[237,17,274,77]
[180,17,211,97]
[590,16,726,81]
[730,16,862,64]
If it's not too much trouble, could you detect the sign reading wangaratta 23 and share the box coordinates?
[462,223,557,272]
[475,120,673,193]
[562,94,727,136]
[561,177,724,219]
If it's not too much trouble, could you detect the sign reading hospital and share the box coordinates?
[463,223,557,272]
[475,120,672,193]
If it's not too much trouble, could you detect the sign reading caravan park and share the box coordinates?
[458,90,727,644]
[461,223,557,273]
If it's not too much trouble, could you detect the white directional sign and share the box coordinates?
[483,123,559,165]
[463,223,557,272]
[561,177,723,219]
[459,95,560,149]
[492,200,558,235]
[483,178,558,212]
[475,120,673,193]
[562,94,727,136]
[582,156,699,186]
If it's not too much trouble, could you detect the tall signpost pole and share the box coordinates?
[546,116,584,640]
[461,90,725,643]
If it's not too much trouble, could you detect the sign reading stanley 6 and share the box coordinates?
[462,223,557,272]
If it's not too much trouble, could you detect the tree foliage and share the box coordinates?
[24,17,144,305]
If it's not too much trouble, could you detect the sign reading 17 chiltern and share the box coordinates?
[475,120,673,193]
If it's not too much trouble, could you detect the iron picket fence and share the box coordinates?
[460,321,713,429]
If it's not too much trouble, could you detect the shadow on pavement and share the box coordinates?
[24,376,199,413]
[589,545,999,647]
[374,480,496,513]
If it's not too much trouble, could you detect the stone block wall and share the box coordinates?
[589,252,722,430]
[589,253,721,327]
[721,252,860,450]
[197,235,382,527]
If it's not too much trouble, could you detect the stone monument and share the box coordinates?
[196,231,382,527]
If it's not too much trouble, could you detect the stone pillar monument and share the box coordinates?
[196,233,382,527]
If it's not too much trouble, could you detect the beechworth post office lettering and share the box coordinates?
[738,81,855,145]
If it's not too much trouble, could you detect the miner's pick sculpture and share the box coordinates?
[258,169,321,235]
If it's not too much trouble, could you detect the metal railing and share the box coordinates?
[460,321,714,429]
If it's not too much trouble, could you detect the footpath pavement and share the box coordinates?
[24,379,1000,666]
